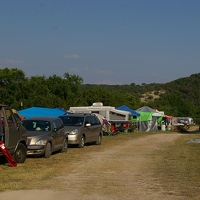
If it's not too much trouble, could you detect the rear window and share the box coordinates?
[85,116,101,125]
[59,116,84,126]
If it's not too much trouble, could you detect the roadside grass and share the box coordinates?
[152,133,200,199]
[1,130,200,196]
[0,131,152,191]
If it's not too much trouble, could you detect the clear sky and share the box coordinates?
[0,0,200,85]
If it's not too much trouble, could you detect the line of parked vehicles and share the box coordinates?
[0,104,103,165]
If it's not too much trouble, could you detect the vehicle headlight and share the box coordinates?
[70,129,79,135]
[36,140,47,145]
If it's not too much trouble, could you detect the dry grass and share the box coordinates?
[0,132,150,191]
[151,133,200,199]
[1,130,200,199]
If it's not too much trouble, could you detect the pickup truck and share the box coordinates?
[0,104,27,163]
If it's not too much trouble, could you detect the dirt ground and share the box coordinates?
[0,133,195,200]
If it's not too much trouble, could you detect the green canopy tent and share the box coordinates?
[134,106,164,132]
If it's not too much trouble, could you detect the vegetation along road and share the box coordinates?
[1,130,200,200]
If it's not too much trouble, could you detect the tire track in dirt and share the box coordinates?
[0,133,186,200]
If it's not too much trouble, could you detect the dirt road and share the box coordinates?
[0,133,189,200]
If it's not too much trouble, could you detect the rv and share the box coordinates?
[69,102,132,121]
[69,102,133,133]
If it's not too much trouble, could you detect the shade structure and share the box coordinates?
[137,106,156,112]
[18,107,68,119]
[136,106,164,132]
[116,105,140,116]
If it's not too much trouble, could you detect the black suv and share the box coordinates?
[59,113,103,148]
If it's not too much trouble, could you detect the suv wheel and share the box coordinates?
[78,135,85,148]
[44,142,52,158]
[13,143,27,163]
[95,134,102,145]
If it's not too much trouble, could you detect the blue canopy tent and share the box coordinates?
[116,105,140,117]
[116,105,140,132]
[18,107,68,119]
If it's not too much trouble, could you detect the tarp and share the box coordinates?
[136,106,164,121]
[18,107,68,119]
[116,105,140,117]
[136,111,152,121]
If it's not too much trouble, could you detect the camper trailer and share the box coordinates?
[69,103,133,133]
[69,102,131,121]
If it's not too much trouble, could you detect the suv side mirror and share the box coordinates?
[53,128,58,132]
[85,123,91,127]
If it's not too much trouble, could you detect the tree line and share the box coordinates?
[0,68,200,121]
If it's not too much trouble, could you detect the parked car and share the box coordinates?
[59,113,103,148]
[22,116,68,158]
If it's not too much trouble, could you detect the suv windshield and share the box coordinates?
[59,116,84,126]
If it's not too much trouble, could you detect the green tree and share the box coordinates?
[0,68,26,107]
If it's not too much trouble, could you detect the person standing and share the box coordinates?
[102,117,111,135]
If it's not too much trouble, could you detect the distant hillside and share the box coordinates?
[81,73,200,120]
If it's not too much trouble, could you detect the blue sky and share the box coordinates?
[0,0,200,85]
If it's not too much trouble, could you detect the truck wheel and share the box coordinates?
[61,138,68,153]
[13,143,27,163]
[44,142,52,158]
